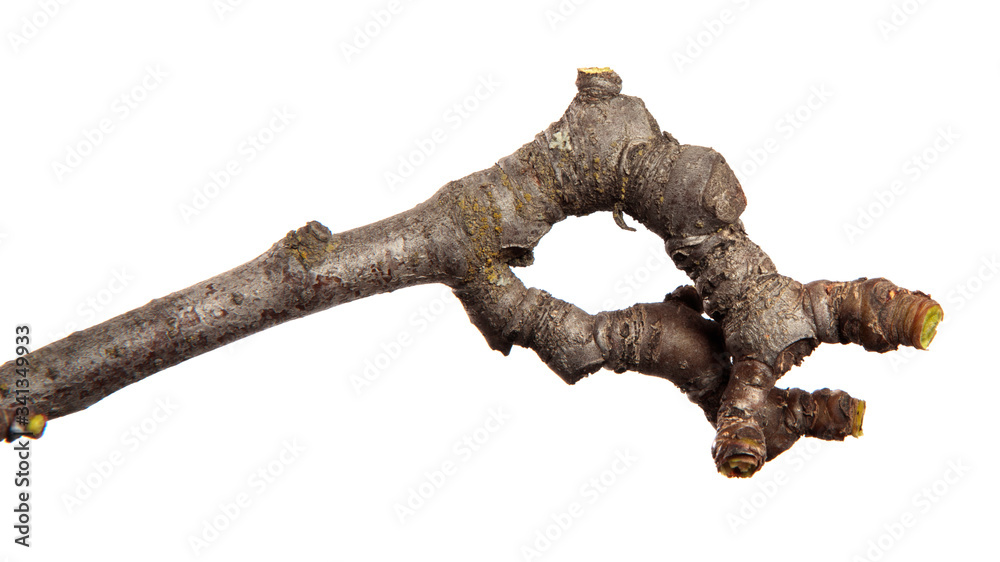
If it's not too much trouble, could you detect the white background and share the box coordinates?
[1,1,998,560]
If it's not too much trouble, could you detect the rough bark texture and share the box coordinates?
[0,68,941,477]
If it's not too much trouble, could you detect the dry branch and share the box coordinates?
[0,68,941,477]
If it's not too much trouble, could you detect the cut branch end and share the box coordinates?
[720,454,760,479]
[852,399,866,438]
[917,304,943,350]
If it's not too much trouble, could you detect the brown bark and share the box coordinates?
[0,68,940,477]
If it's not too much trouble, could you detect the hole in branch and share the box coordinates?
[514,212,691,315]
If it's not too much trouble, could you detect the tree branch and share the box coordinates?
[0,68,939,478]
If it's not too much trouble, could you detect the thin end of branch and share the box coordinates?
[712,359,773,478]
[807,278,944,353]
